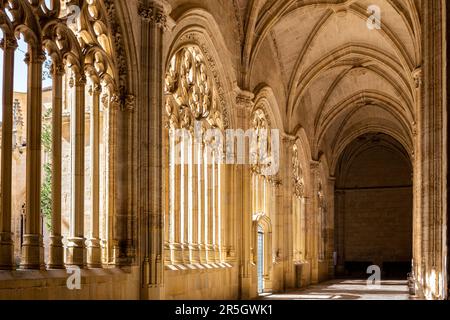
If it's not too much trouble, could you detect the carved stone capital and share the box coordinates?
[24,51,46,65]
[110,93,121,110]
[310,160,320,171]
[235,90,255,111]
[138,1,172,31]
[412,68,422,89]
[101,93,110,109]
[74,74,87,87]
[123,94,136,113]
[94,83,102,94]
[0,38,18,50]
[50,62,65,77]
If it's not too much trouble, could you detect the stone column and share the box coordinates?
[309,160,320,284]
[334,190,345,275]
[213,158,220,262]
[87,83,102,268]
[20,49,46,270]
[182,134,189,263]
[0,38,17,270]
[109,94,120,266]
[100,92,110,264]
[138,0,172,299]
[235,89,254,299]
[419,0,447,300]
[66,71,87,267]
[412,69,422,286]
[326,177,336,278]
[187,132,194,262]
[280,137,295,289]
[48,62,65,269]
[198,139,206,263]
[205,153,212,262]
[191,131,200,263]
[224,164,236,261]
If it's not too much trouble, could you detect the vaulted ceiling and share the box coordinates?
[236,0,421,168]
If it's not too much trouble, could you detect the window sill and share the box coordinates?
[165,262,233,271]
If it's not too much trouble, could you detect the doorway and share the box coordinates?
[257,224,264,294]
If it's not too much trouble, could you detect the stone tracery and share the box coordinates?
[0,0,127,270]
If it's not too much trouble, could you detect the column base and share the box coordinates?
[87,238,102,268]
[48,235,65,269]
[100,239,108,265]
[198,244,207,264]
[190,244,200,264]
[164,243,173,264]
[172,243,183,264]
[20,234,45,270]
[66,237,86,267]
[0,232,14,270]
[206,244,214,263]
[181,243,190,263]
[112,241,120,266]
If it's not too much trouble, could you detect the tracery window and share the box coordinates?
[292,143,306,262]
[164,46,227,265]
[0,0,121,270]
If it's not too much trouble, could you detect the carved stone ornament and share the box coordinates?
[165,46,226,130]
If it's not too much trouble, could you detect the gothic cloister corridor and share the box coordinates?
[0,0,448,303]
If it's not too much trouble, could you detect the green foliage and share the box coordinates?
[41,108,53,232]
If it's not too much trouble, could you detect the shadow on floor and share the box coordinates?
[261,279,419,301]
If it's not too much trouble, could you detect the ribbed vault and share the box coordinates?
[241,0,420,167]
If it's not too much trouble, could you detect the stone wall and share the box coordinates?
[335,135,413,277]
[164,265,239,300]
[0,267,140,300]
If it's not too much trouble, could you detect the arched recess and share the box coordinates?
[164,8,238,130]
[333,133,413,278]
[247,94,281,294]
[163,44,230,265]
[329,123,414,175]
[163,8,243,268]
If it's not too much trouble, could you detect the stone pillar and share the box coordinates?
[138,0,172,300]
[109,94,120,266]
[281,137,295,289]
[48,62,65,269]
[206,160,213,262]
[20,49,46,270]
[309,160,320,284]
[198,139,206,263]
[182,134,189,263]
[235,89,254,299]
[0,38,17,270]
[87,83,102,268]
[412,69,422,286]
[187,133,194,262]
[334,190,345,275]
[100,91,110,264]
[66,71,87,267]
[419,0,447,300]
[224,164,236,261]
[326,177,336,278]
[191,133,200,263]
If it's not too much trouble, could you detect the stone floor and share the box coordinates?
[262,279,418,300]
